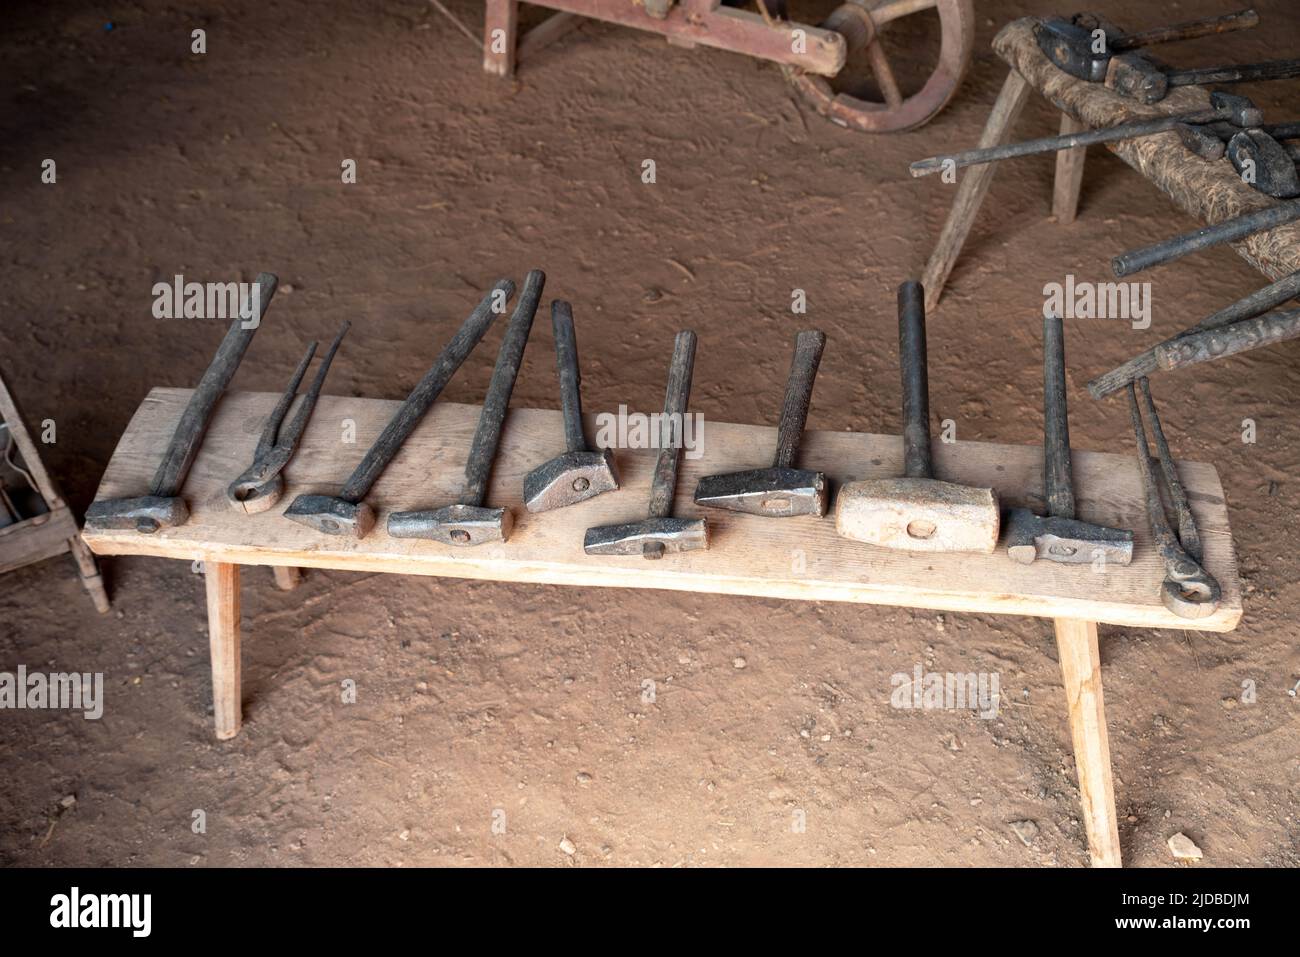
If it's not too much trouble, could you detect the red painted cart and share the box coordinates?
[481,0,975,132]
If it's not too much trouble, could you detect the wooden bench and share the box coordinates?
[82,386,1242,867]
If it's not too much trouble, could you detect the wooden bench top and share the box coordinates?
[82,388,1243,631]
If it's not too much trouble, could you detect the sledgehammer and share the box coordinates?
[835,281,999,553]
[1004,313,1133,566]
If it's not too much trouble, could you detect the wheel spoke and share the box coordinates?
[865,40,904,109]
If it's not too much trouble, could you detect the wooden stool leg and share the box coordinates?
[67,534,110,613]
[272,565,303,591]
[1052,113,1088,224]
[921,70,1032,314]
[205,562,242,740]
[1054,618,1122,867]
[483,0,519,78]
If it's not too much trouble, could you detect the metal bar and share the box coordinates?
[1042,312,1074,519]
[338,279,513,503]
[551,300,587,453]
[1112,200,1300,277]
[150,272,277,497]
[1111,8,1258,50]
[771,330,825,470]
[461,269,545,507]
[1088,267,1300,398]
[897,280,932,480]
[1169,56,1300,88]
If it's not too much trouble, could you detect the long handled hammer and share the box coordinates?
[835,281,999,553]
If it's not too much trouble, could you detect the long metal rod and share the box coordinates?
[1168,56,1300,88]
[910,108,1223,177]
[1111,8,1258,50]
[338,278,513,503]
[151,272,277,497]
[1112,200,1300,277]
[1042,313,1074,519]
[772,330,826,469]
[462,269,545,507]
[897,280,932,480]
[1087,267,1300,398]
[551,300,586,454]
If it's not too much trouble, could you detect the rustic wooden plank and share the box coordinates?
[0,507,79,575]
[994,17,1300,281]
[82,388,1242,631]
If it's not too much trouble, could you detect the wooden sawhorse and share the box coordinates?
[83,388,1241,867]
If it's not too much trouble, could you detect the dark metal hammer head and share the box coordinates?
[282,493,377,540]
[693,466,827,517]
[522,448,619,513]
[1004,507,1134,566]
[84,495,190,534]
[1106,52,1169,103]
[1035,19,1111,82]
[583,517,707,559]
[386,504,513,546]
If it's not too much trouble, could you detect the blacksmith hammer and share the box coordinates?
[584,330,707,559]
[1004,313,1132,566]
[86,272,278,533]
[1107,51,1300,105]
[693,329,827,517]
[227,319,350,513]
[1035,9,1259,84]
[283,277,514,539]
[387,269,545,545]
[835,281,999,553]
[521,300,619,512]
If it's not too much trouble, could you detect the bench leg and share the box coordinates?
[921,69,1031,314]
[206,562,242,740]
[67,533,110,613]
[1052,113,1088,224]
[483,0,519,78]
[1054,618,1122,867]
[272,565,303,591]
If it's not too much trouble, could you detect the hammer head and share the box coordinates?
[693,467,827,518]
[1106,53,1168,104]
[834,478,999,553]
[583,517,707,559]
[1177,122,1227,160]
[85,495,189,534]
[522,448,619,513]
[1210,91,1263,127]
[1228,129,1300,198]
[386,504,513,546]
[1035,19,1110,82]
[282,493,377,539]
[1003,507,1134,566]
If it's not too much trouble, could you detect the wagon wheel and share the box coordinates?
[786,0,975,133]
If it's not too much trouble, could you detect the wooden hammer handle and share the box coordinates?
[898,281,932,480]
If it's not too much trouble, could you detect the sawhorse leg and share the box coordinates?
[67,533,110,613]
[1052,113,1088,225]
[1054,618,1122,867]
[921,70,1031,314]
[206,562,242,740]
[483,0,519,77]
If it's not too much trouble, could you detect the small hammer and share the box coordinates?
[86,272,278,533]
[835,281,999,553]
[388,269,545,545]
[1004,313,1133,566]
[693,329,827,517]
[583,330,706,559]
[522,300,619,512]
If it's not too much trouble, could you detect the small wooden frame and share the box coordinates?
[0,367,109,613]
[83,387,1242,866]
[921,17,1300,313]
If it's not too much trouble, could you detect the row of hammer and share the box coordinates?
[85,272,1221,620]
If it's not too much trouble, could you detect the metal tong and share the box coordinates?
[1126,378,1220,619]
[227,320,350,513]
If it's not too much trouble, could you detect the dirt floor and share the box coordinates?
[1,0,1297,867]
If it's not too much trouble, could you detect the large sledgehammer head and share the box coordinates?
[835,477,999,553]
[1003,507,1134,565]
[523,448,619,513]
[693,467,826,517]
[386,504,513,546]
[84,495,190,534]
